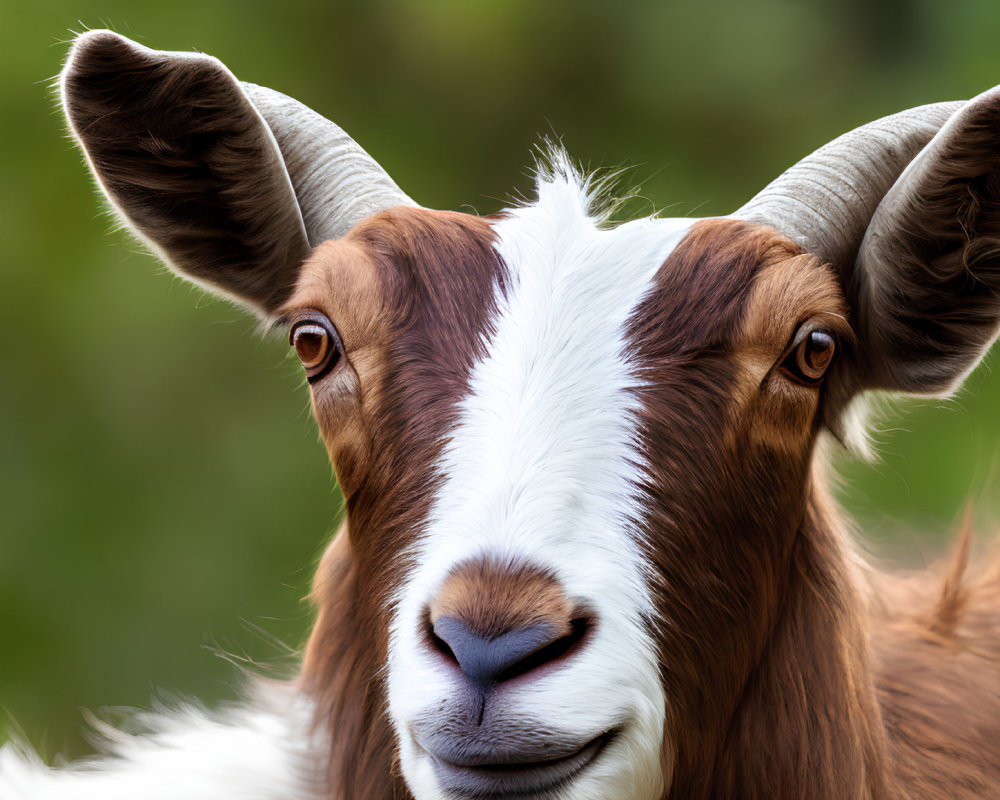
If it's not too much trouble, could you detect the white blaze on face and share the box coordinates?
[387,169,696,800]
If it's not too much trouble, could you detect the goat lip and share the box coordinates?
[421,730,615,798]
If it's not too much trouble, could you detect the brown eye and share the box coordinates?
[797,330,835,379]
[781,326,836,385]
[288,311,342,382]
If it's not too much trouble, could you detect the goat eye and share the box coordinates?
[781,326,836,385]
[798,330,836,378]
[288,312,342,382]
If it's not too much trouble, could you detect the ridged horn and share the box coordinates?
[241,83,416,246]
[732,101,963,274]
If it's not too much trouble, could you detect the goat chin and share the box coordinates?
[0,681,324,800]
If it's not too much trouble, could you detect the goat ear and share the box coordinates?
[853,87,1000,394]
[60,30,311,315]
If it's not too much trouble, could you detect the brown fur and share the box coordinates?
[283,207,509,799]
[619,219,1000,799]
[621,220,875,798]
[430,557,574,640]
[870,523,1000,800]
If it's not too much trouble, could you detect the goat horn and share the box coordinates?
[241,83,416,246]
[732,101,963,273]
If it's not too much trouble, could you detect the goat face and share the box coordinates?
[273,194,850,799]
[60,31,1000,800]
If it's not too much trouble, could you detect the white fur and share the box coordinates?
[387,166,696,800]
[0,684,323,800]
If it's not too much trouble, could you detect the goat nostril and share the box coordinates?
[427,620,459,665]
[494,616,591,683]
[421,606,458,664]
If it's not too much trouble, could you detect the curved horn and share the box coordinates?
[737,90,1000,400]
[732,101,962,274]
[241,83,416,246]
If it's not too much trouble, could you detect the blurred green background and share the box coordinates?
[2,0,999,760]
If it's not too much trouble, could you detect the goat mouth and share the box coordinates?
[421,729,616,798]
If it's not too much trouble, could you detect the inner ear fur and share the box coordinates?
[854,87,1000,395]
[61,30,311,315]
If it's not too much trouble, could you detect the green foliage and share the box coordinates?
[1,0,999,760]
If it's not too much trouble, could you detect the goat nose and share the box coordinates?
[426,556,590,687]
[432,617,572,685]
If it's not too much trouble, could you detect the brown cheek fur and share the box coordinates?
[284,207,509,800]
[626,220,1000,800]
[625,219,878,799]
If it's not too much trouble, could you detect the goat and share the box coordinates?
[1,29,999,800]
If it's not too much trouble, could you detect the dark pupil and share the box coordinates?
[295,330,328,367]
